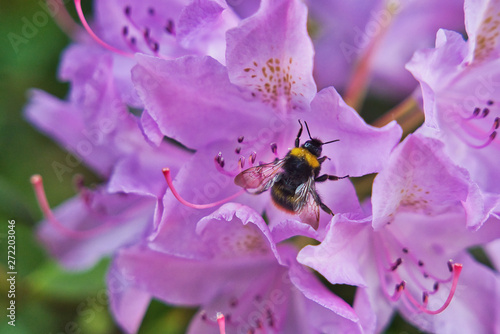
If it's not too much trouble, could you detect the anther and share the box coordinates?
[402,248,409,253]
[122,26,128,36]
[215,152,223,165]
[433,282,439,291]
[494,117,499,130]
[396,281,406,292]
[165,20,175,35]
[162,168,245,209]
[238,157,245,170]
[124,6,131,16]
[390,258,403,271]
[250,152,257,164]
[447,260,454,272]
[235,147,241,154]
[473,107,481,117]
[482,108,490,118]
[148,7,155,15]
[238,136,244,143]
[487,100,494,106]
[422,292,429,304]
[270,143,278,155]
[418,260,424,267]
[151,41,159,52]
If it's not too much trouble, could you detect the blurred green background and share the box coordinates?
[0,1,425,333]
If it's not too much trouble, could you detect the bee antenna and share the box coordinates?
[304,121,313,140]
[322,139,340,145]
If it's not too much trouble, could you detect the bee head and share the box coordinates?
[303,139,323,157]
[300,120,339,157]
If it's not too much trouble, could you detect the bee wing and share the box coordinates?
[234,158,286,194]
[293,177,320,229]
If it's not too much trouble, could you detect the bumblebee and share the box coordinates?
[234,120,348,229]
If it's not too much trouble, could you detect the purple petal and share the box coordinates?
[371,134,478,229]
[287,249,360,323]
[464,0,500,64]
[406,29,469,128]
[24,90,120,177]
[108,263,152,334]
[353,286,394,334]
[59,43,141,108]
[226,0,316,112]
[485,238,500,270]
[107,140,191,198]
[297,215,371,287]
[38,189,155,270]
[177,0,239,64]
[132,55,274,150]
[305,87,402,177]
[139,109,164,146]
[196,203,279,260]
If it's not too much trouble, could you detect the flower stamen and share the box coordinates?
[402,263,462,315]
[217,313,226,334]
[74,0,134,58]
[455,101,499,149]
[375,233,463,315]
[162,168,245,209]
[30,175,112,238]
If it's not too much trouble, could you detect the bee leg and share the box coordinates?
[315,174,349,182]
[295,120,303,147]
[319,202,334,216]
[317,156,330,164]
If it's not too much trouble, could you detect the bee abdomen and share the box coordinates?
[271,184,295,212]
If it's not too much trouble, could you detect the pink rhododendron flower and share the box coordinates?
[109,203,363,333]
[299,134,500,333]
[406,0,500,226]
